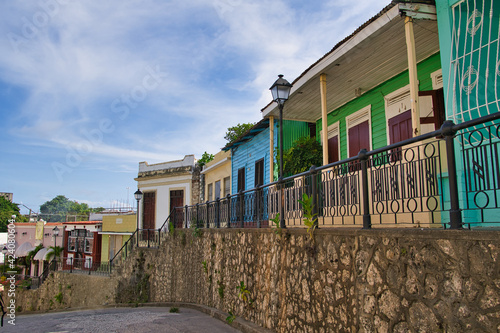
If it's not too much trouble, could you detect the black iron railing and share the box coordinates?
[172,112,500,230]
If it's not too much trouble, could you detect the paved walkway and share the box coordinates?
[1,306,242,333]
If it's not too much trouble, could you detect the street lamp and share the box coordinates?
[52,226,59,247]
[2,246,7,276]
[134,189,143,231]
[270,74,292,229]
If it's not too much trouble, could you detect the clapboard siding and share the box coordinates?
[317,52,441,159]
[230,120,311,193]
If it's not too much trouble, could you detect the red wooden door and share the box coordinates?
[388,110,412,161]
[170,190,184,228]
[328,135,339,164]
[348,121,370,171]
[143,192,155,230]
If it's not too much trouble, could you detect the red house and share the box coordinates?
[62,221,102,270]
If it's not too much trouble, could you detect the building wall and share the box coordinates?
[102,214,136,233]
[231,127,272,193]
[138,176,192,229]
[202,151,231,201]
[317,52,442,159]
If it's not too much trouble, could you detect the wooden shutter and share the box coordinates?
[328,135,339,164]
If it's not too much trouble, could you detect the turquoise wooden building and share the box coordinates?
[223,118,311,193]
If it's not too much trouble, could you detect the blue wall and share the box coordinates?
[231,126,272,193]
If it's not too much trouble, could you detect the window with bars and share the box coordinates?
[449,0,500,121]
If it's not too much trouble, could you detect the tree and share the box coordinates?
[224,123,255,144]
[0,196,27,232]
[197,151,215,168]
[277,137,323,177]
[40,195,92,222]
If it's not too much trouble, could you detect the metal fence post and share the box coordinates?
[216,197,220,228]
[239,190,244,228]
[184,205,189,229]
[256,185,261,228]
[442,120,463,229]
[206,201,210,228]
[279,179,286,229]
[70,257,73,273]
[226,194,231,228]
[196,203,200,228]
[359,149,372,229]
[310,166,318,229]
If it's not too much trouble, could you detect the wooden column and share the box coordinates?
[405,16,420,136]
[320,74,328,165]
[269,116,274,182]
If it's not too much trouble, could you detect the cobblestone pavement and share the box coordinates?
[1,306,242,333]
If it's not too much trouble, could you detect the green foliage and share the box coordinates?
[169,307,179,313]
[276,137,323,177]
[298,193,317,242]
[49,246,64,260]
[270,213,281,236]
[203,260,208,272]
[39,195,101,222]
[237,281,250,303]
[197,151,215,167]
[224,123,255,144]
[54,292,63,304]
[0,196,27,232]
[168,221,174,234]
[26,244,44,265]
[226,310,236,324]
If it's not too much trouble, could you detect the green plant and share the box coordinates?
[226,310,236,324]
[270,213,281,235]
[299,193,317,241]
[275,136,323,177]
[169,307,179,313]
[236,281,250,302]
[54,292,63,304]
[168,221,174,234]
[202,260,208,275]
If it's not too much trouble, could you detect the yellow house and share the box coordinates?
[201,150,231,201]
[100,213,136,262]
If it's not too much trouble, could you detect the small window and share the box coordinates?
[207,183,213,201]
[84,238,93,254]
[255,158,264,187]
[215,180,221,200]
[224,177,231,197]
[68,237,76,252]
[237,168,245,192]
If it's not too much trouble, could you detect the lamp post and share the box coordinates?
[270,74,292,229]
[52,226,59,248]
[2,246,7,276]
[134,189,143,231]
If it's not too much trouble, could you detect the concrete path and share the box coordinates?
[1,306,242,333]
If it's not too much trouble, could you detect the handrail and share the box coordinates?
[158,209,176,232]
[110,229,138,264]
[170,111,500,230]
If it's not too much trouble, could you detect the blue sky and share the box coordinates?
[0,0,390,212]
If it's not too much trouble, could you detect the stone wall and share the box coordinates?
[114,228,500,332]
[9,273,117,312]
[9,228,500,332]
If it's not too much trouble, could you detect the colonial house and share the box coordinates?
[435,0,500,226]
[201,150,232,202]
[135,155,201,230]
[223,118,313,193]
[99,213,136,263]
[62,221,102,270]
[14,221,64,276]
[260,1,444,226]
